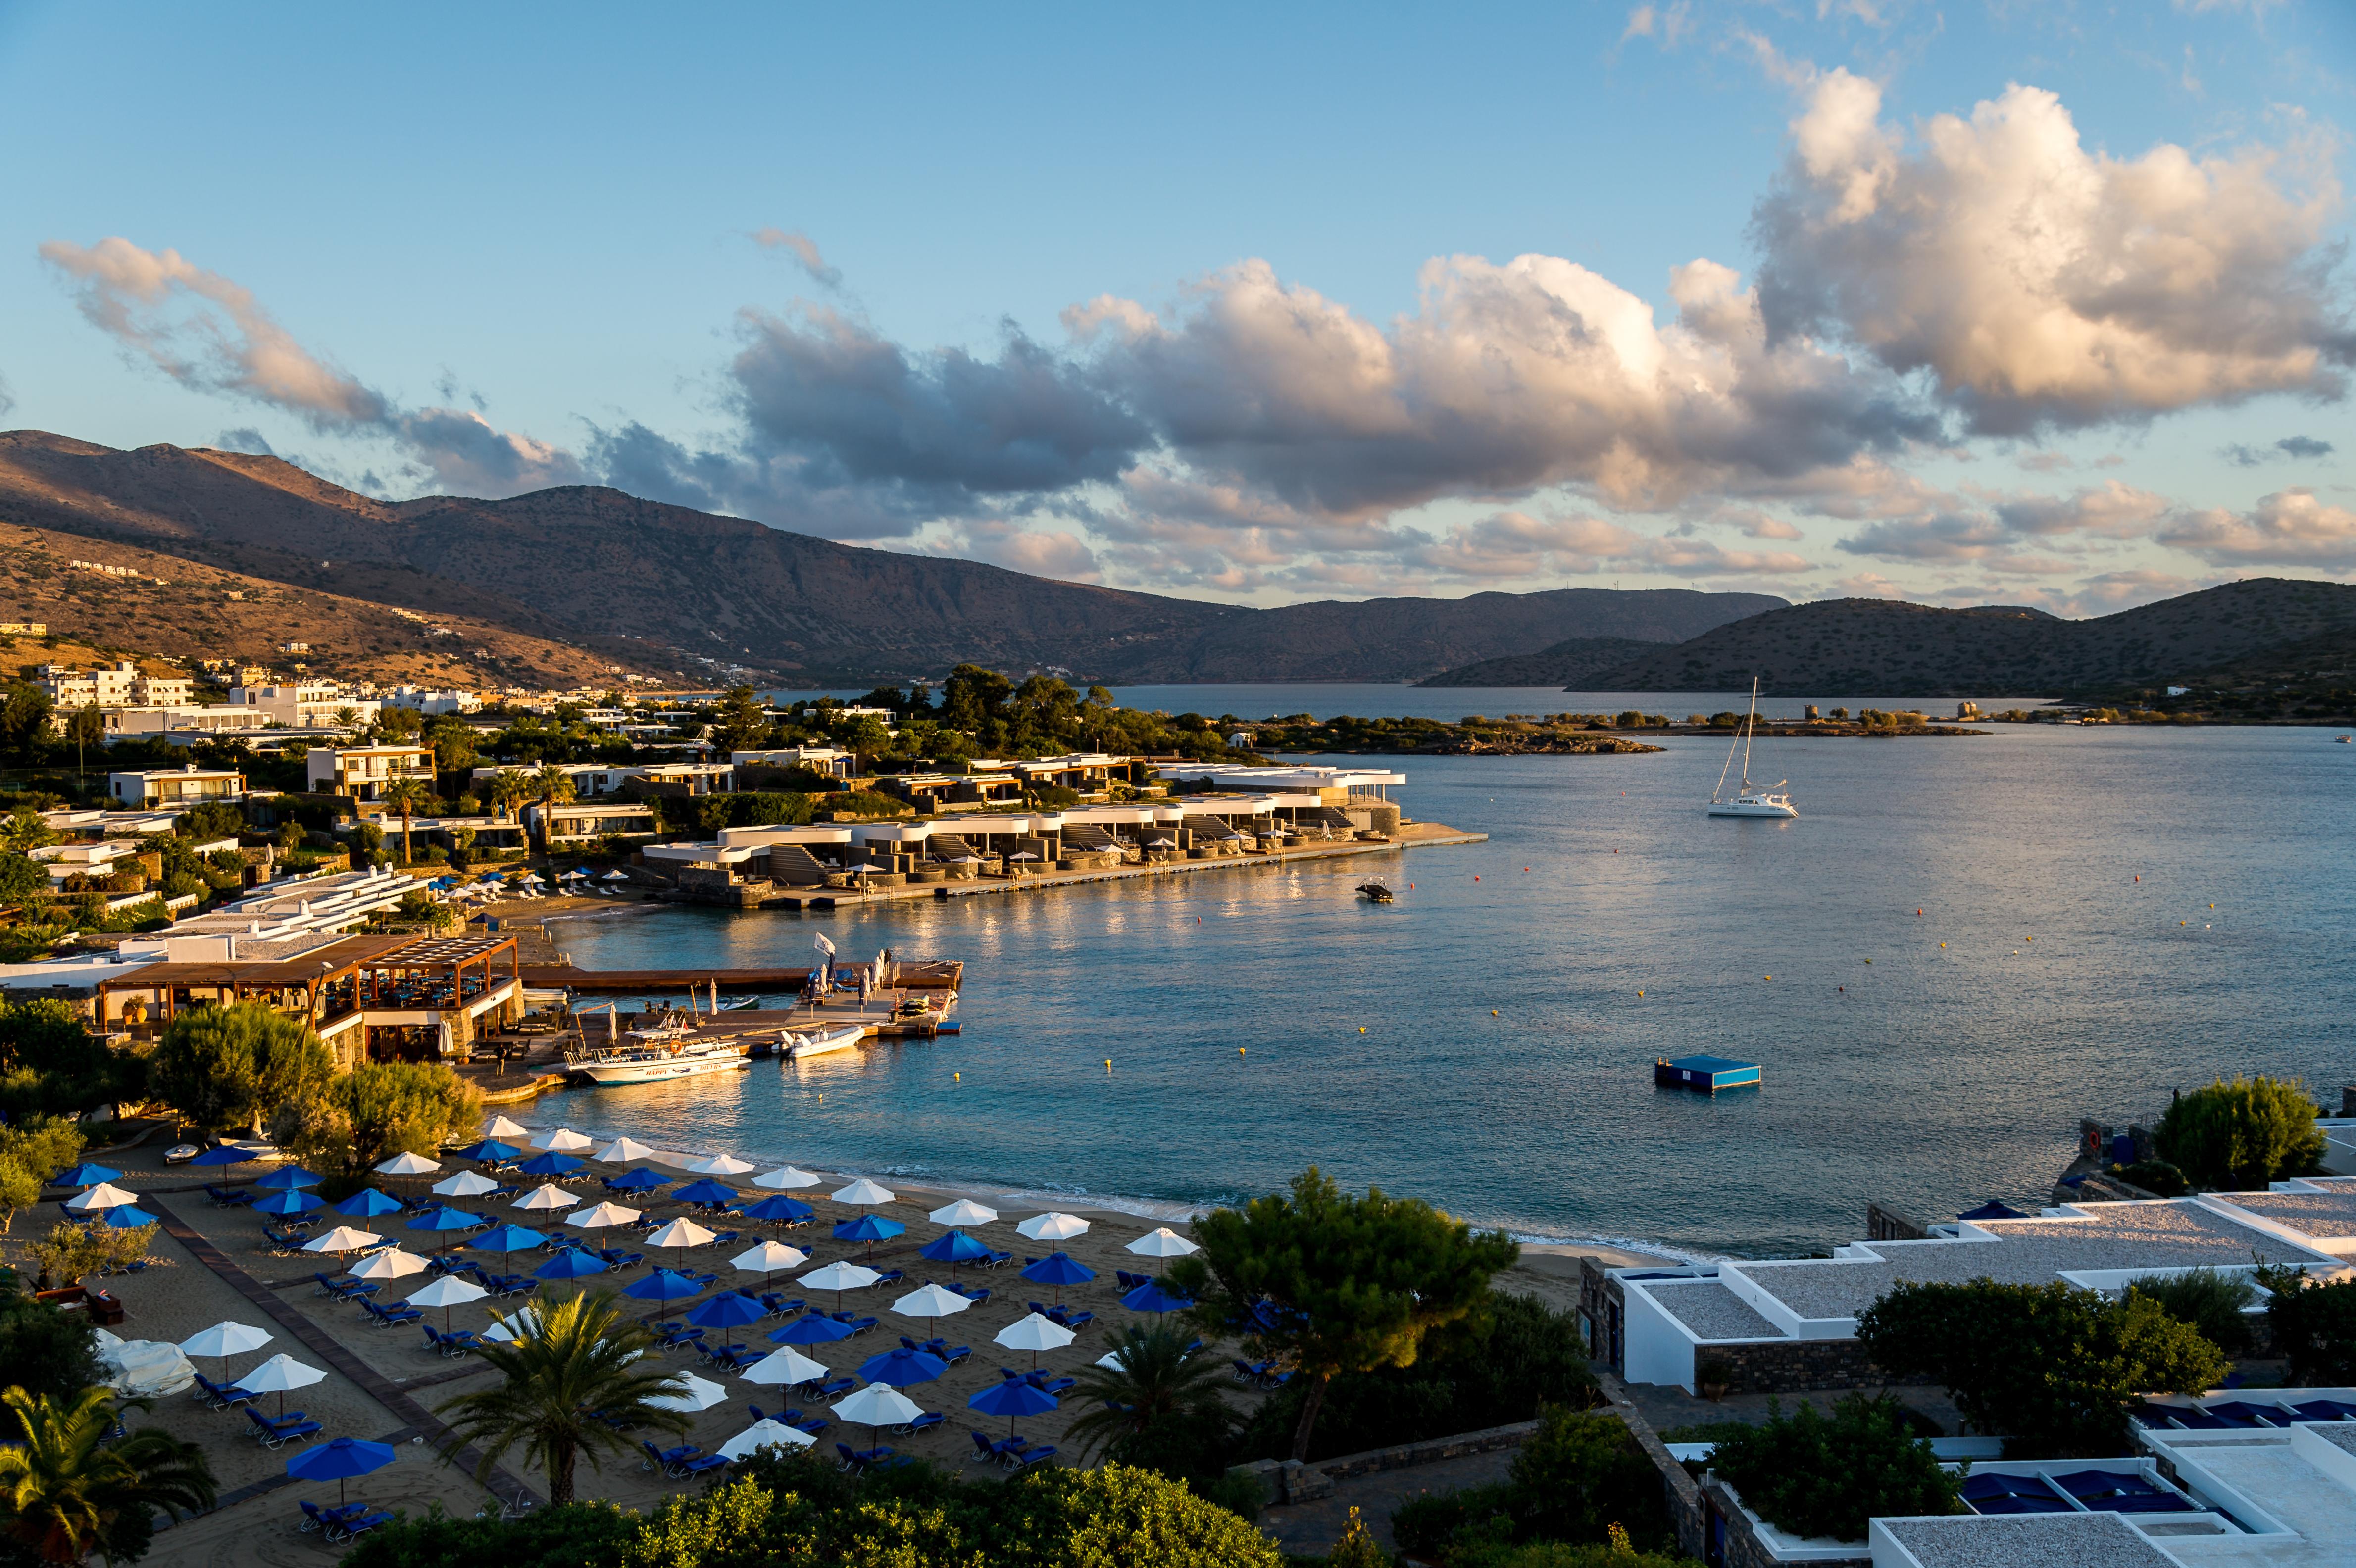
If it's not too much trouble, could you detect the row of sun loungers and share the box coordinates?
[967,1431,1057,1471]
[299,1500,391,1541]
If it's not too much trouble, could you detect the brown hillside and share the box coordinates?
[1596,581,2356,695]
[0,431,1780,684]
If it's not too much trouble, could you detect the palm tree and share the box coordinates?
[528,765,577,856]
[380,777,431,868]
[1061,1324,1238,1461]
[434,1288,690,1505]
[0,1386,216,1565]
[487,768,531,823]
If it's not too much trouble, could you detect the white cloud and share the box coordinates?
[2158,489,2356,569]
[751,228,843,290]
[38,236,580,494]
[1753,77,2354,433]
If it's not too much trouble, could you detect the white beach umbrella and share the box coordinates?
[890,1283,972,1320]
[65,1182,138,1213]
[719,1418,814,1457]
[682,1153,755,1176]
[602,869,629,882]
[995,1313,1076,1355]
[534,1127,595,1153]
[1009,851,1039,862]
[928,1199,998,1226]
[375,1151,441,1176]
[301,1226,383,1255]
[645,1217,716,1250]
[740,1346,829,1387]
[566,1201,641,1229]
[1095,1352,1127,1370]
[753,1166,820,1190]
[1016,1212,1089,1242]
[831,1384,921,1434]
[647,1372,728,1413]
[512,1184,579,1211]
[484,1115,531,1140]
[348,1248,428,1281]
[178,1321,271,1367]
[831,1178,894,1206]
[433,1170,501,1198]
[406,1273,490,1334]
[593,1136,660,1164]
[800,1261,880,1299]
[238,1352,327,1418]
[481,1306,544,1343]
[1125,1227,1200,1257]
[732,1240,807,1276]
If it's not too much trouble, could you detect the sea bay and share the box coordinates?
[543,693,2355,1258]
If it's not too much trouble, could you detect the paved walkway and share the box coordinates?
[151,1197,543,1510]
[1258,1446,1522,1557]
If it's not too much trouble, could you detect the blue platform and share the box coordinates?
[1654,1055,1761,1092]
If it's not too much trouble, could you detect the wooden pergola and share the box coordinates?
[94,934,421,1032]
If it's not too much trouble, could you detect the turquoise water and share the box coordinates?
[543,717,2355,1256]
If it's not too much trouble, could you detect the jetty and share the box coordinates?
[519,958,963,993]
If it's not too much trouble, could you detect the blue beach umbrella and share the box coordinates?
[858,1346,946,1388]
[407,1205,484,1233]
[1958,1200,2028,1222]
[832,1213,905,1262]
[1020,1252,1094,1285]
[456,1140,522,1164]
[623,1268,704,1306]
[100,1205,158,1229]
[285,1434,396,1506]
[917,1229,991,1278]
[252,1189,326,1217]
[191,1145,258,1167]
[253,1166,323,1191]
[740,1195,814,1224]
[534,1247,610,1281]
[768,1311,855,1347]
[335,1188,405,1219]
[517,1151,583,1177]
[608,1168,669,1192]
[51,1163,122,1189]
[967,1376,1057,1437]
[1121,1280,1195,1315]
[469,1223,549,1254]
[687,1291,768,1329]
[670,1179,740,1207]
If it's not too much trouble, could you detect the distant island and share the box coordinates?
[1255,707,1986,755]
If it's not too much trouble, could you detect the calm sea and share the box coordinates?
[546,689,2355,1257]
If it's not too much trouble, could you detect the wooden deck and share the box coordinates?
[518,958,963,993]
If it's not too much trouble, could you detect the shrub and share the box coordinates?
[0,998,131,1120]
[0,1265,102,1399]
[1856,1279,2228,1457]
[2110,1159,2190,1197]
[2153,1077,2324,1190]
[149,1002,334,1133]
[1392,1484,1515,1559]
[2128,1269,2257,1357]
[341,1500,638,1568]
[1712,1396,1959,1543]
[2253,1265,2356,1385]
[1508,1406,1670,1550]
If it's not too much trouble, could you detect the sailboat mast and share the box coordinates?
[1740,677,1757,786]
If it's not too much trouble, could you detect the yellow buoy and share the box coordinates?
[1104,1059,1112,1070]
[1491,1009,1499,1016]
[1939,942,1946,948]
[1239,1047,1246,1055]
[953,1072,960,1082]
[1637,990,1644,997]
[1764,975,1771,981]
[1358,1027,1367,1033]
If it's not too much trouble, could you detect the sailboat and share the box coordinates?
[1708,678,1798,819]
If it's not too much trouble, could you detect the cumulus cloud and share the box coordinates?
[2158,488,2356,568]
[1752,75,2355,434]
[1994,480,2172,538]
[39,237,582,495]
[751,228,843,289]
[2224,434,2336,465]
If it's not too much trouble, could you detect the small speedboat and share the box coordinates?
[1356,882,1395,903]
[783,1022,868,1060]
[163,1144,199,1165]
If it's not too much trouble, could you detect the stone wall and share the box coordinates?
[1865,1201,1927,1242]
[1704,1336,1885,1395]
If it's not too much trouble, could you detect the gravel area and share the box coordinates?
[1643,1280,1779,1341]
[2314,1422,2356,1458]
[1878,1513,2178,1568]
[1742,1202,2327,1321]
[2210,1191,2356,1237]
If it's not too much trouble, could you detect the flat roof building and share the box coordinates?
[106,765,245,808]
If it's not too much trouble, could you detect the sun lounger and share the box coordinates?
[708,1230,741,1246]
[656,1324,706,1352]
[947,1283,990,1304]
[704,1343,758,1372]
[759,1293,803,1318]
[1049,1309,1093,1331]
[335,1508,393,1541]
[1027,1375,1075,1398]
[310,1271,347,1297]
[435,1329,479,1357]
[246,1407,322,1448]
[362,1298,421,1328]
[785,1410,827,1435]
[872,1268,903,1285]
[812,1377,855,1401]
[892,1411,944,1436]
[204,1184,253,1207]
[1007,1444,1057,1472]
[599,1249,646,1270]
[980,1250,1012,1268]
[209,1381,259,1413]
[922,1339,970,1366]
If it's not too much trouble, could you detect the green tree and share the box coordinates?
[0,853,47,904]
[1063,1325,1239,1470]
[179,800,246,842]
[148,1002,334,1133]
[0,1269,102,1401]
[0,1119,86,1235]
[271,1061,482,1179]
[1506,1406,1674,1549]
[712,686,768,754]
[1169,1167,1520,1459]
[338,1500,636,1568]
[1,809,56,856]
[435,1288,692,1505]
[0,1387,215,1565]
[1710,1395,1959,1543]
[2128,1268,2258,1358]
[942,663,1012,736]
[381,777,432,867]
[0,1001,127,1122]
[0,684,54,765]
[1856,1279,2229,1457]
[487,768,533,822]
[2252,1264,2356,1385]
[2153,1077,2325,1190]
[28,1218,157,1289]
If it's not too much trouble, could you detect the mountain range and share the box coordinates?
[0,431,1777,686]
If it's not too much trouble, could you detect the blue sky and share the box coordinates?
[3,1,2352,613]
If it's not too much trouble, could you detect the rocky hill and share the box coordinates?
[1591,581,2356,696]
[1414,637,1670,687]
[0,432,1780,686]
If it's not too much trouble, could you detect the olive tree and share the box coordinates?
[149,1002,334,1134]
[2153,1077,2324,1190]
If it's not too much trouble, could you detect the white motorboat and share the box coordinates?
[571,1031,748,1086]
[781,1022,868,1060]
[1708,677,1799,819]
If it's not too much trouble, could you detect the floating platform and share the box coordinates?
[518,960,962,994]
[1654,1054,1762,1093]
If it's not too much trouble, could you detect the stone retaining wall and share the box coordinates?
[1705,1336,1885,1395]
[1227,1418,1543,1505]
